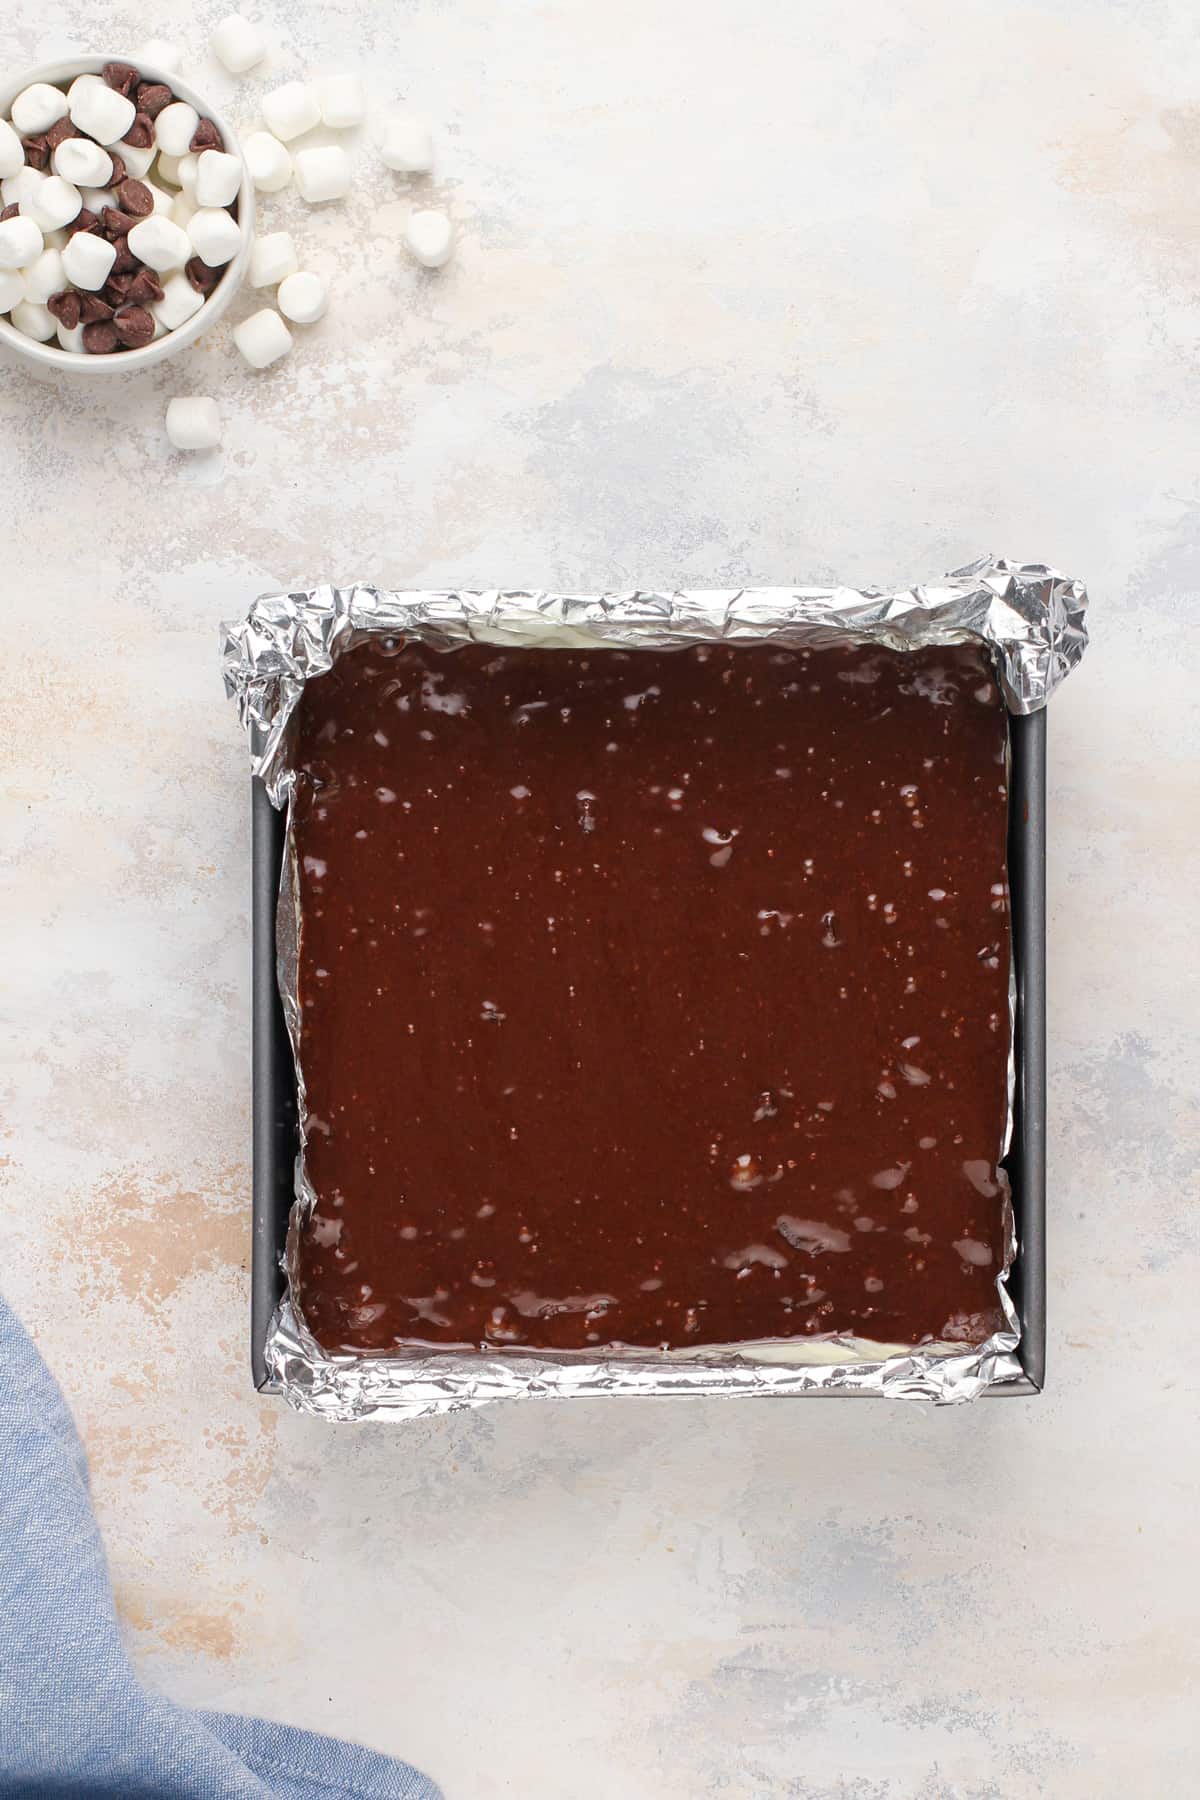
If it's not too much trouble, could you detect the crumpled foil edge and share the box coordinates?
[224,555,1084,1417]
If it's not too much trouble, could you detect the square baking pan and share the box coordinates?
[250,708,1047,1399]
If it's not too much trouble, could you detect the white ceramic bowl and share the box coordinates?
[0,56,254,374]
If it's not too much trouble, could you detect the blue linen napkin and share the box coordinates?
[0,1291,441,1799]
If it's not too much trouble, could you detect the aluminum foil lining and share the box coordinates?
[223,555,1086,1418]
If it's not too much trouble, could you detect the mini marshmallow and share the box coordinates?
[277,269,327,323]
[11,83,69,136]
[233,306,291,368]
[68,76,136,146]
[155,153,183,187]
[42,228,69,252]
[2,167,45,209]
[379,115,434,174]
[155,101,200,158]
[166,395,221,449]
[294,145,350,203]
[21,247,65,304]
[404,208,454,268]
[0,119,24,180]
[319,75,365,129]
[243,131,292,193]
[10,298,55,341]
[0,214,44,269]
[148,184,176,216]
[127,213,192,272]
[116,137,156,179]
[80,186,117,214]
[152,270,204,331]
[0,267,25,310]
[261,82,320,143]
[171,193,197,229]
[175,154,200,194]
[249,230,298,287]
[61,229,117,291]
[187,207,242,267]
[57,320,86,352]
[26,176,82,233]
[211,14,268,74]
[194,150,243,208]
[52,137,113,189]
[138,39,182,74]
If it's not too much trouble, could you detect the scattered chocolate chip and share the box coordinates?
[124,112,154,149]
[47,290,81,330]
[103,62,139,97]
[110,236,138,275]
[107,151,128,188]
[0,204,18,222]
[103,273,135,308]
[125,267,164,305]
[102,208,141,238]
[21,135,49,171]
[67,208,100,237]
[136,83,172,119]
[190,117,224,153]
[46,117,75,151]
[184,255,222,294]
[82,320,120,354]
[114,304,155,348]
[117,178,153,217]
[79,293,115,323]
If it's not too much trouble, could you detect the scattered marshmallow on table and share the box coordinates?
[243,130,291,193]
[154,101,200,158]
[249,230,298,287]
[294,145,350,203]
[277,269,327,323]
[194,150,243,208]
[0,119,24,180]
[405,208,454,268]
[211,13,268,75]
[166,395,221,449]
[21,247,65,305]
[61,229,117,291]
[152,270,205,331]
[380,116,434,173]
[127,213,192,272]
[11,82,69,136]
[261,82,320,143]
[319,75,365,129]
[10,299,55,341]
[138,39,182,74]
[27,176,82,233]
[0,213,43,270]
[52,137,113,189]
[234,307,291,368]
[187,207,242,267]
[67,76,135,146]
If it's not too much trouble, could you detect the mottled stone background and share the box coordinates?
[2,2,1198,1796]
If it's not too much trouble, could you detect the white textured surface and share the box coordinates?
[2,4,1198,1798]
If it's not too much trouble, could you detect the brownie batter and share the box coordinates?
[291,638,1011,1356]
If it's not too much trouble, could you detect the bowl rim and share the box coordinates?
[0,54,254,374]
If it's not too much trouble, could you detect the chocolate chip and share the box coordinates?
[46,117,75,150]
[103,62,139,97]
[124,112,154,149]
[101,208,141,238]
[110,236,138,275]
[135,83,172,119]
[0,204,18,222]
[107,151,127,188]
[190,117,224,153]
[82,320,120,354]
[185,255,222,295]
[21,135,49,170]
[47,290,81,330]
[67,208,100,237]
[117,179,153,217]
[103,273,135,308]
[79,293,115,323]
[114,304,155,348]
[125,267,164,305]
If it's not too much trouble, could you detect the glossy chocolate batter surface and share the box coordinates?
[291,638,1011,1356]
